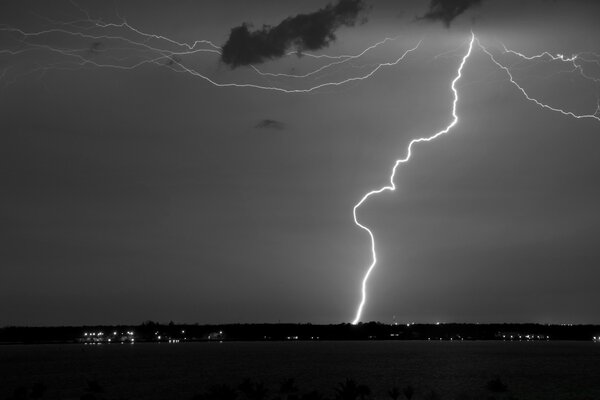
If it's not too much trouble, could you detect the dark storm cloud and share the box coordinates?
[418,0,483,27]
[255,119,286,130]
[221,0,366,68]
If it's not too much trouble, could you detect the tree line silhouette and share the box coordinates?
[8,376,516,400]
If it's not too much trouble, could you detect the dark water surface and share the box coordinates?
[1,341,599,399]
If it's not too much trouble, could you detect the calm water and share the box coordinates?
[1,341,599,399]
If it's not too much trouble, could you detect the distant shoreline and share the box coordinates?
[2,322,600,344]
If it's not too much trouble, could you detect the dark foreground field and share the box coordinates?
[2,341,600,400]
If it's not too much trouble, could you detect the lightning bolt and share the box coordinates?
[350,33,476,325]
[2,4,599,325]
[351,34,600,324]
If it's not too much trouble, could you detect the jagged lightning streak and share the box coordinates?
[0,24,421,94]
[351,35,600,323]
[0,2,421,92]
[497,43,600,84]
[478,39,600,122]
[250,36,400,79]
[351,33,475,325]
[5,4,599,324]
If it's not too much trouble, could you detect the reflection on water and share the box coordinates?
[1,341,599,399]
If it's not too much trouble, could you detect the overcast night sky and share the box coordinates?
[1,0,599,326]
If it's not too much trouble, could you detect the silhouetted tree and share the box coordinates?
[238,379,268,400]
[279,378,299,400]
[334,379,370,400]
[10,386,28,400]
[196,384,238,400]
[388,386,401,400]
[423,390,440,400]
[335,379,359,400]
[86,380,104,393]
[453,393,473,400]
[486,378,508,393]
[239,379,255,399]
[402,385,414,400]
[30,382,47,399]
[300,390,327,400]
[252,382,268,400]
[356,384,370,400]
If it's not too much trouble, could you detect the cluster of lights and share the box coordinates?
[501,334,549,341]
[82,330,135,344]
[154,330,187,342]
[207,330,224,341]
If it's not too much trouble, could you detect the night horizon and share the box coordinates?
[2,0,600,328]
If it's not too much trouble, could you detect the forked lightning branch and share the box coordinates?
[1,14,599,324]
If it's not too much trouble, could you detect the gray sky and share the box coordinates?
[1,0,599,325]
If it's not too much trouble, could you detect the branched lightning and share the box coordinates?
[0,10,420,93]
[250,36,400,79]
[2,4,600,325]
[351,33,476,325]
[479,40,600,122]
[166,41,422,93]
[497,42,600,84]
[0,30,420,93]
[351,34,600,324]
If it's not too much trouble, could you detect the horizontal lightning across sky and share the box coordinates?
[0,23,421,93]
[250,36,401,79]
[1,6,599,324]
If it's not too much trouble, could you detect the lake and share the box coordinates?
[1,341,599,399]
